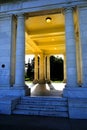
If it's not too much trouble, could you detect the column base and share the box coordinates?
[33,79,39,84]
[63,79,67,83]
[37,79,51,84]
[46,79,51,84]
[33,79,51,84]
[63,87,87,98]
[38,79,46,84]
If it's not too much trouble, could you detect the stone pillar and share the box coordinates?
[64,8,78,87]
[33,54,38,83]
[76,31,82,85]
[39,53,45,83]
[47,55,50,81]
[44,55,47,80]
[14,14,30,95]
[15,14,25,87]
[78,7,87,87]
[63,54,66,83]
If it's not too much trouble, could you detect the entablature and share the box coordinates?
[0,0,87,15]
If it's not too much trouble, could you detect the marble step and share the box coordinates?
[22,96,67,101]
[20,100,67,106]
[20,97,67,106]
[13,109,68,117]
[16,104,68,111]
[12,96,68,117]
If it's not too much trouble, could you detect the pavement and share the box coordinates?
[0,114,87,130]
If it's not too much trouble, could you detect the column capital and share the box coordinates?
[63,7,74,15]
[16,13,25,19]
[46,54,51,57]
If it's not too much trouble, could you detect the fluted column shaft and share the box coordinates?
[15,14,25,87]
[63,54,66,82]
[44,55,47,80]
[47,55,50,80]
[76,33,82,84]
[65,8,77,87]
[34,54,38,80]
[39,53,44,80]
[78,8,87,87]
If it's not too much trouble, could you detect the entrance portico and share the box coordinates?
[0,4,84,95]
[0,0,87,119]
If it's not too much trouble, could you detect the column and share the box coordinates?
[76,32,82,84]
[78,7,87,87]
[34,54,38,80]
[39,53,44,82]
[63,54,66,82]
[14,14,25,87]
[65,8,78,87]
[47,55,50,81]
[44,55,47,80]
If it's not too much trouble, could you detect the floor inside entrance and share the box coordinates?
[25,82,65,97]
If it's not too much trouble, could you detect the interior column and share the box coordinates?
[63,54,66,83]
[76,31,82,85]
[44,55,47,80]
[39,53,44,83]
[34,54,38,83]
[47,55,50,81]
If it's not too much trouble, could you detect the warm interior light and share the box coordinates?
[52,38,55,41]
[46,17,52,23]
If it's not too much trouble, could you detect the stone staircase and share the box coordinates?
[12,96,68,117]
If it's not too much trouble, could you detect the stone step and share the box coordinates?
[13,109,68,117]
[20,96,67,106]
[16,104,68,111]
[22,96,67,101]
[20,100,67,106]
[12,96,68,117]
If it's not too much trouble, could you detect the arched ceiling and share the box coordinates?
[25,12,65,55]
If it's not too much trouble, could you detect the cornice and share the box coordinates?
[0,0,87,15]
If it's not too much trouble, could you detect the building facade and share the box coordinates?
[0,0,87,119]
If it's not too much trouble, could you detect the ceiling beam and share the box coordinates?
[25,32,42,53]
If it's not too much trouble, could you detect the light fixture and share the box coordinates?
[46,17,52,23]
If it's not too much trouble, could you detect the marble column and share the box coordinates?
[34,54,38,82]
[39,53,44,83]
[63,54,66,83]
[44,55,47,80]
[65,8,78,87]
[47,55,50,81]
[76,32,82,85]
[78,7,87,87]
[14,14,25,87]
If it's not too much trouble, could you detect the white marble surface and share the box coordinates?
[65,8,77,87]
[78,7,87,87]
